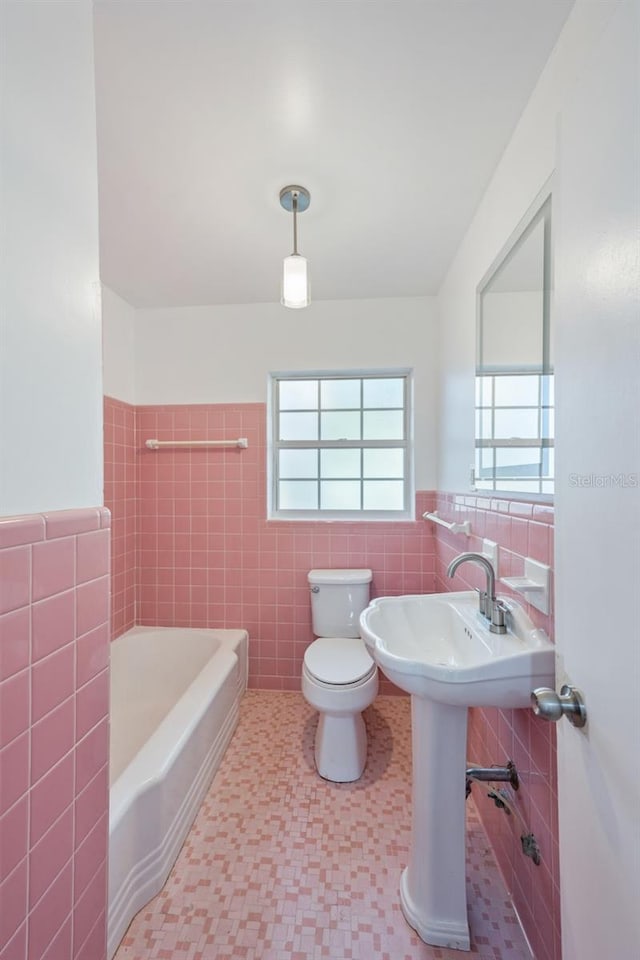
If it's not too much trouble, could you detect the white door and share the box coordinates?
[554,1,640,957]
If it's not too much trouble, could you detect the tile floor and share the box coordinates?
[114,692,531,960]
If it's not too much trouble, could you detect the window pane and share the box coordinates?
[320,411,361,440]
[320,481,361,510]
[320,379,361,409]
[495,447,542,477]
[476,409,493,439]
[541,408,554,439]
[279,449,318,479]
[363,378,404,409]
[363,448,404,478]
[279,379,318,410]
[475,480,494,490]
[494,375,539,407]
[363,410,404,440]
[541,374,554,406]
[543,447,554,478]
[279,411,318,441]
[494,408,539,439]
[279,480,318,509]
[476,376,493,406]
[541,480,554,493]
[476,446,494,478]
[363,480,404,510]
[320,449,361,478]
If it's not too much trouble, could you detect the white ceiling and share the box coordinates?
[94,0,573,309]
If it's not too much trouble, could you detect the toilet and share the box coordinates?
[302,568,378,782]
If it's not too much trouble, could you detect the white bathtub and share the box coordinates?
[107,626,248,959]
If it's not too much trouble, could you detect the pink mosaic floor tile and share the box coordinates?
[115,693,531,960]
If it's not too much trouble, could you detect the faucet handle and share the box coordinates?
[474,588,488,617]
[490,599,508,633]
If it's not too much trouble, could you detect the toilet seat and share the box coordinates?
[303,637,375,685]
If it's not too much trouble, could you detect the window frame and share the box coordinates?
[267,369,414,521]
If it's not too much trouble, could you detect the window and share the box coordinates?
[475,372,554,494]
[269,371,413,519]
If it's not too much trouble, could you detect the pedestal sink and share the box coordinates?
[359,590,554,951]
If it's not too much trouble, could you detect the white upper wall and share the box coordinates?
[0,3,101,516]
[436,0,618,492]
[133,297,438,489]
[102,285,136,404]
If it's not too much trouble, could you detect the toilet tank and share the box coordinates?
[308,569,372,638]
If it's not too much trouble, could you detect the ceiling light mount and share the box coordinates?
[279,185,311,309]
[279,185,311,215]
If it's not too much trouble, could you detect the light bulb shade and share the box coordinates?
[282,254,310,309]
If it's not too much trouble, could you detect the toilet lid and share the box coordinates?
[304,637,375,685]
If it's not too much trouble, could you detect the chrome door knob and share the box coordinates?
[531,684,587,728]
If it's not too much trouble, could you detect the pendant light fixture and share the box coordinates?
[279,185,310,308]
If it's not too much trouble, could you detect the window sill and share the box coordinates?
[267,509,416,523]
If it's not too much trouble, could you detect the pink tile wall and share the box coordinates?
[104,398,136,638]
[0,508,110,960]
[129,403,434,691]
[432,492,559,960]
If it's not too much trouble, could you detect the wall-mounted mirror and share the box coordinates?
[475,191,553,497]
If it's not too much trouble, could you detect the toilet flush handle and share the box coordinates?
[311,585,320,593]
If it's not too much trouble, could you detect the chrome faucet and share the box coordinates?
[447,552,507,634]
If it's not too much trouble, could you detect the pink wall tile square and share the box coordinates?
[27,859,72,960]
[0,548,30,616]
[31,592,75,662]
[73,814,107,897]
[0,797,28,880]
[510,517,529,557]
[75,531,110,585]
[75,578,109,638]
[75,719,108,794]
[0,671,29,748]
[30,697,74,784]
[30,754,74,846]
[28,807,73,905]
[0,734,29,816]
[32,538,75,603]
[31,645,75,724]
[75,624,109,688]
[75,671,109,741]
[0,921,26,960]
[74,766,108,848]
[0,609,30,682]
[0,859,27,953]
[528,521,551,564]
[40,917,72,960]
[72,860,107,957]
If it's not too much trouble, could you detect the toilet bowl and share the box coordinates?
[302,570,378,782]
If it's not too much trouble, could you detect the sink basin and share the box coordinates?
[359,590,554,707]
[359,590,555,951]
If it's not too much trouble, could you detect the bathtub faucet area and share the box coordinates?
[447,552,507,634]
